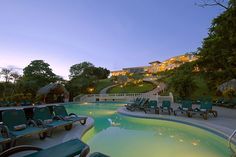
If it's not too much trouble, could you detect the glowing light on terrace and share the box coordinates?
[87,87,94,93]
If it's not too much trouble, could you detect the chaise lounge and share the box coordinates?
[53,105,87,125]
[174,100,193,117]
[144,100,159,114]
[191,101,218,120]
[33,107,73,136]
[1,109,47,141]
[160,100,173,115]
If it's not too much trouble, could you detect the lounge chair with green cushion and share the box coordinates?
[33,107,73,134]
[128,98,149,112]
[126,98,141,106]
[192,101,218,120]
[144,100,159,114]
[174,100,193,117]
[126,98,145,111]
[125,98,143,110]
[2,109,47,140]
[53,105,87,125]
[160,100,173,115]
[138,98,150,111]
[0,138,90,157]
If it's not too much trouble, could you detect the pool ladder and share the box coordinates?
[229,129,236,157]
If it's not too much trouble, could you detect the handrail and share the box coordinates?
[228,129,236,156]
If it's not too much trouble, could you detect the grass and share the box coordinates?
[94,78,114,93]
[108,81,156,93]
[161,73,215,100]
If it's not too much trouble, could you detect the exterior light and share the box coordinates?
[88,87,94,93]
[192,142,198,146]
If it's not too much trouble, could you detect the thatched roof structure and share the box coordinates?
[37,83,69,96]
[217,79,236,92]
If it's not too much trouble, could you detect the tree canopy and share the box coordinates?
[67,62,110,98]
[22,60,58,94]
[197,0,236,84]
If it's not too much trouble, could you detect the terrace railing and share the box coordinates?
[73,92,174,103]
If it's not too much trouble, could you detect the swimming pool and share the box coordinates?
[65,102,235,157]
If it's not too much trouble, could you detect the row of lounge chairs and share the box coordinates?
[0,105,87,153]
[174,100,218,119]
[125,98,173,115]
[125,98,218,120]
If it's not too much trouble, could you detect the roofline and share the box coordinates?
[149,60,161,64]
[123,66,150,70]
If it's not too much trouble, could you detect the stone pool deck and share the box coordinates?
[118,104,236,140]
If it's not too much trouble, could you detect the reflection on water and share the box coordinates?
[66,102,232,157]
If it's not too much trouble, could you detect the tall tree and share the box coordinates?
[197,0,236,84]
[169,63,197,99]
[22,60,57,94]
[67,62,110,98]
[69,62,94,79]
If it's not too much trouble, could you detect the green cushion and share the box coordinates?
[162,101,171,108]
[182,101,192,109]
[54,106,69,117]
[45,120,72,128]
[10,126,44,137]
[25,139,88,157]
[200,102,212,110]
[148,100,157,108]
[33,107,53,121]
[2,109,27,131]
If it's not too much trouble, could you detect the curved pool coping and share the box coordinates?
[118,107,236,145]
[79,117,95,139]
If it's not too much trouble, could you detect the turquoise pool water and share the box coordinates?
[65,102,234,157]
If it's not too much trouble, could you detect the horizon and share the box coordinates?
[0,0,224,79]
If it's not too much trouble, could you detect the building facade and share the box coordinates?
[110,53,197,76]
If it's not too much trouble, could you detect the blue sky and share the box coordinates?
[0,0,224,79]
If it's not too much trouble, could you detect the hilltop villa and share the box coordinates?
[111,53,197,76]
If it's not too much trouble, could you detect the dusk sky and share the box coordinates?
[0,0,224,79]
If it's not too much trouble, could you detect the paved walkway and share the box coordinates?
[99,84,118,94]
[118,104,236,139]
[145,81,166,95]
